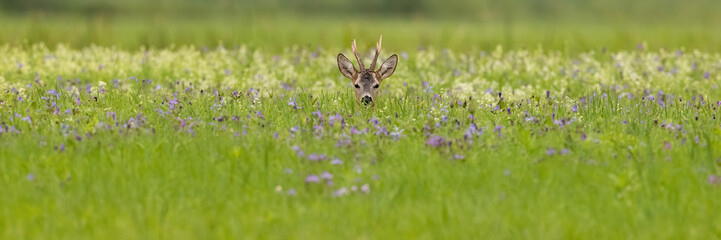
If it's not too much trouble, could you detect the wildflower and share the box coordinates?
[256,111,264,119]
[561,149,570,155]
[335,138,351,148]
[709,175,721,185]
[313,124,323,135]
[426,135,446,147]
[389,127,404,141]
[328,113,343,127]
[287,188,297,196]
[361,184,370,194]
[27,173,35,181]
[290,145,304,157]
[308,154,326,162]
[453,154,465,160]
[288,98,300,109]
[305,175,320,184]
[704,72,711,79]
[494,125,503,138]
[333,187,349,197]
[375,126,388,136]
[331,158,343,165]
[546,148,557,156]
[321,172,333,181]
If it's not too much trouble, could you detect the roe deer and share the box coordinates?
[337,35,398,106]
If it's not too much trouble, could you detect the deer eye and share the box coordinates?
[373,84,380,89]
[354,84,360,89]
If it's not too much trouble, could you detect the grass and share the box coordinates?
[1,43,721,239]
[1,14,721,53]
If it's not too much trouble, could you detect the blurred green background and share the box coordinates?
[0,0,719,51]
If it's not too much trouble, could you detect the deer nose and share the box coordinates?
[361,96,373,105]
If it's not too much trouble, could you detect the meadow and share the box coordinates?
[1,41,721,239]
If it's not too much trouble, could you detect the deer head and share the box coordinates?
[337,35,398,106]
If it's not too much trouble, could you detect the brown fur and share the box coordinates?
[337,35,398,106]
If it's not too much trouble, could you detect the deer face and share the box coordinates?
[337,36,398,106]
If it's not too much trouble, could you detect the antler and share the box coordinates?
[370,35,382,71]
[351,39,365,70]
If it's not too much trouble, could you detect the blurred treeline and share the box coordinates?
[2,0,719,23]
[0,0,719,51]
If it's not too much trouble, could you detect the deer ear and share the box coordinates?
[337,53,357,79]
[378,54,398,80]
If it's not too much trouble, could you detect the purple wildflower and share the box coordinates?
[305,175,320,184]
[546,148,557,156]
[328,114,343,127]
[312,110,323,122]
[709,175,721,185]
[426,135,446,147]
[494,125,503,138]
[288,98,300,109]
[256,111,264,119]
[375,126,388,136]
[331,158,343,165]
[27,173,35,181]
[308,153,326,162]
[287,188,297,196]
[453,154,465,160]
[291,145,304,157]
[389,127,404,141]
[705,72,711,79]
[321,172,333,181]
[561,148,570,155]
[333,187,349,197]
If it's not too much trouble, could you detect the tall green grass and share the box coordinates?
[1,45,720,238]
[1,14,720,52]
